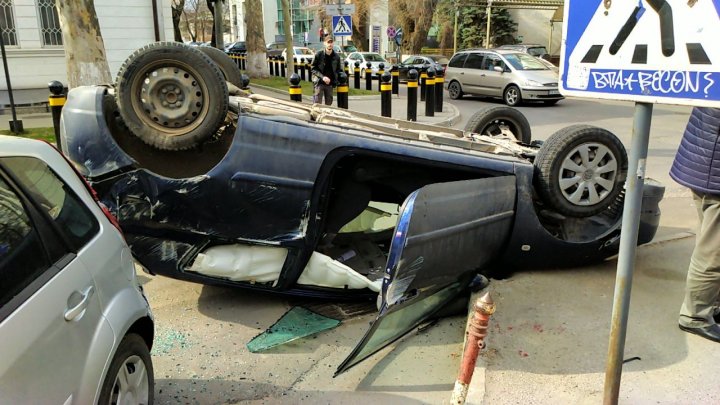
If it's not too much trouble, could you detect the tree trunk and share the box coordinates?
[206,0,216,47]
[351,2,371,52]
[245,0,268,78]
[55,0,112,88]
[281,0,293,74]
[172,0,185,42]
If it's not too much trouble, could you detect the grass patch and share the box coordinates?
[0,127,56,143]
[250,75,378,97]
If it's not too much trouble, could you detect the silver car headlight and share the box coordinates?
[524,79,543,87]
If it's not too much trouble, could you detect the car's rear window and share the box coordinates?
[448,53,467,68]
[2,157,99,251]
[527,47,548,57]
[363,54,385,62]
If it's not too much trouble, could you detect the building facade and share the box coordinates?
[0,0,173,91]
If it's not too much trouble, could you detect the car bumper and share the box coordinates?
[520,87,564,101]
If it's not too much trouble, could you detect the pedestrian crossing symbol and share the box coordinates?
[561,0,720,107]
[332,15,352,37]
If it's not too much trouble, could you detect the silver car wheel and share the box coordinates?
[108,354,150,405]
[448,81,462,99]
[558,142,618,206]
[504,85,520,106]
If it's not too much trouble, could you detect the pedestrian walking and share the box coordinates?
[670,107,720,343]
[310,36,343,106]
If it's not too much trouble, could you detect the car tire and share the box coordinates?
[534,125,628,217]
[98,333,154,405]
[503,85,522,106]
[448,81,463,100]
[115,41,229,151]
[197,46,244,88]
[463,106,531,144]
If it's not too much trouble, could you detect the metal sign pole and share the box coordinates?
[0,34,22,133]
[603,101,653,405]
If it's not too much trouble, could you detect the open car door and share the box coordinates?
[335,176,517,376]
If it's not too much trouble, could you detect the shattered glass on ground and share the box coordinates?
[246,307,341,353]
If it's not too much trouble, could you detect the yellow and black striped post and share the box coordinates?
[337,72,349,109]
[48,80,65,150]
[353,61,361,89]
[240,52,246,71]
[365,62,372,90]
[380,72,392,117]
[289,74,302,102]
[420,71,428,101]
[406,69,418,122]
[434,68,444,112]
[344,61,350,77]
[425,68,436,117]
[279,56,286,78]
[377,63,385,92]
[391,65,399,95]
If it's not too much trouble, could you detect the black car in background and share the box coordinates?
[224,41,246,54]
[397,54,449,81]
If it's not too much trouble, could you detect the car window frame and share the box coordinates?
[448,53,468,68]
[463,52,485,70]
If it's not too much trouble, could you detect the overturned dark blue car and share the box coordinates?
[59,42,664,375]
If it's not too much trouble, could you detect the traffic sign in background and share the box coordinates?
[386,25,396,39]
[332,15,352,37]
[560,0,720,107]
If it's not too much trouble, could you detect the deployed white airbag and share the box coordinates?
[187,244,381,292]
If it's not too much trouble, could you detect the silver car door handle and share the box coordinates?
[64,285,95,321]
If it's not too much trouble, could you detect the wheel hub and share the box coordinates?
[141,67,204,129]
[558,142,618,206]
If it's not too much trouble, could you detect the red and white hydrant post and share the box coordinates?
[451,292,496,405]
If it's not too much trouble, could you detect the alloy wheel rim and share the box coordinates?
[108,355,150,405]
[558,142,618,206]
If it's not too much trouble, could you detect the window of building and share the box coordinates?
[0,0,17,46]
[37,0,63,46]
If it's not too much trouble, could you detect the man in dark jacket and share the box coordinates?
[670,107,720,343]
[310,36,343,105]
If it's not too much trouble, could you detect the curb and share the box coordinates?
[249,83,461,128]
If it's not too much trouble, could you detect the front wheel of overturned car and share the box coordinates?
[116,41,229,150]
[448,81,463,100]
[98,333,154,405]
[463,106,531,144]
[534,125,628,218]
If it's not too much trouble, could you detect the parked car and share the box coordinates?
[397,54,450,81]
[345,52,389,77]
[59,42,664,375]
[444,48,563,106]
[281,46,315,63]
[307,42,346,59]
[224,40,246,53]
[0,136,155,403]
[497,43,558,71]
[266,42,285,57]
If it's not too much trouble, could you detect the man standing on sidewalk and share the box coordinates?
[670,107,720,343]
[310,36,342,106]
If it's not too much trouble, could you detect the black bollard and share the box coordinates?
[425,67,436,117]
[434,67,444,112]
[241,53,246,70]
[365,62,372,90]
[241,74,251,92]
[380,72,392,117]
[391,65,399,95]
[377,63,385,92]
[300,58,306,81]
[269,56,275,76]
[289,73,302,102]
[406,69,418,122]
[353,61,361,89]
[344,61,350,77]
[337,72,349,109]
[294,57,299,75]
[420,71,428,101]
[48,80,65,150]
[279,56,286,78]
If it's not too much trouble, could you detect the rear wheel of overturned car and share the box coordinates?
[197,46,244,88]
[463,106,531,144]
[116,41,229,150]
[503,84,522,106]
[448,81,463,100]
[98,333,154,405]
[534,125,628,217]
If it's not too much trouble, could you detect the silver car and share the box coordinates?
[344,52,389,77]
[445,49,563,106]
[0,136,154,404]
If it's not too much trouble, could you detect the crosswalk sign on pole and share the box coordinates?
[332,15,352,37]
[560,0,720,107]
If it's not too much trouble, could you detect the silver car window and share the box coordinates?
[464,53,484,69]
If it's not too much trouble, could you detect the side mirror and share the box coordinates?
[493,66,504,73]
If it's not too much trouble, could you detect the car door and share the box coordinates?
[479,53,508,97]
[459,52,487,94]
[335,176,516,375]
[0,157,106,403]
